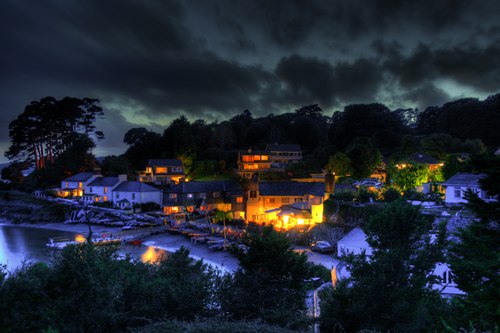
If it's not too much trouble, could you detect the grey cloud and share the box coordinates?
[384,42,500,93]
[275,55,383,108]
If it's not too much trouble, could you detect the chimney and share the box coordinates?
[248,148,252,153]
[325,173,336,193]
[93,168,101,176]
[118,174,127,181]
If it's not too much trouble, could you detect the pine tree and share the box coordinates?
[320,199,447,332]
[447,152,500,328]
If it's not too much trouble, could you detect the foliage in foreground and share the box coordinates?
[0,243,217,333]
[218,226,312,329]
[128,318,311,333]
[447,152,500,330]
[0,227,314,333]
[320,199,448,333]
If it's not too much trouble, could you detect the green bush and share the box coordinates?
[140,201,161,212]
[356,187,379,203]
[382,187,401,202]
[329,190,356,202]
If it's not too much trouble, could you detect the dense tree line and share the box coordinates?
[122,94,498,183]
[3,93,499,189]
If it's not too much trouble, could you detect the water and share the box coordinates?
[0,225,168,272]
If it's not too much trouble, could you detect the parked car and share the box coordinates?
[310,241,334,253]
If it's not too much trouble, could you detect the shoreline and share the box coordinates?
[0,220,241,273]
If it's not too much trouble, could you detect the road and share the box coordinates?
[294,245,342,269]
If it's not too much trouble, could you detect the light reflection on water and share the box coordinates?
[0,225,169,272]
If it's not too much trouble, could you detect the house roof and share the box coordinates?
[165,180,239,194]
[87,176,121,187]
[114,181,160,192]
[334,183,359,193]
[64,172,95,182]
[147,159,183,167]
[239,149,269,156]
[266,143,302,152]
[338,227,370,249]
[406,152,440,165]
[441,172,485,187]
[258,181,325,197]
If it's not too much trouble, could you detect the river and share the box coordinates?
[0,224,168,272]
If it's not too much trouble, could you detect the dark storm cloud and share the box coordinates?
[383,42,500,93]
[275,55,383,108]
[2,0,500,162]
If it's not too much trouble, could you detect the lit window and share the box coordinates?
[265,198,275,203]
[170,193,177,202]
[79,183,82,188]
[237,197,243,203]
[65,182,68,188]
[156,167,167,173]
[104,188,107,194]
[282,198,289,203]
[104,196,107,202]
[261,155,269,160]
[95,197,98,202]
[187,206,194,212]
[242,156,253,162]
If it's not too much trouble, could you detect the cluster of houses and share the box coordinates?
[54,144,499,298]
[56,144,497,231]
[57,145,329,230]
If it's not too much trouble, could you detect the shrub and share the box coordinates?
[382,187,401,202]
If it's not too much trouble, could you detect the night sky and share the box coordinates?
[2,0,500,163]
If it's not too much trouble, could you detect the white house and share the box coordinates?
[137,159,185,185]
[441,172,497,204]
[334,228,465,297]
[112,181,162,209]
[82,174,127,204]
[59,171,101,197]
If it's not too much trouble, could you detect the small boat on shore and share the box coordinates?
[129,239,143,245]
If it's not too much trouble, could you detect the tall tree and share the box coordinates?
[346,137,382,179]
[5,97,104,170]
[320,199,447,332]
[447,152,500,329]
[123,128,162,170]
[217,226,311,328]
[328,103,405,155]
[161,115,197,173]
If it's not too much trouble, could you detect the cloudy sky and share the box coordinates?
[2,0,500,164]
